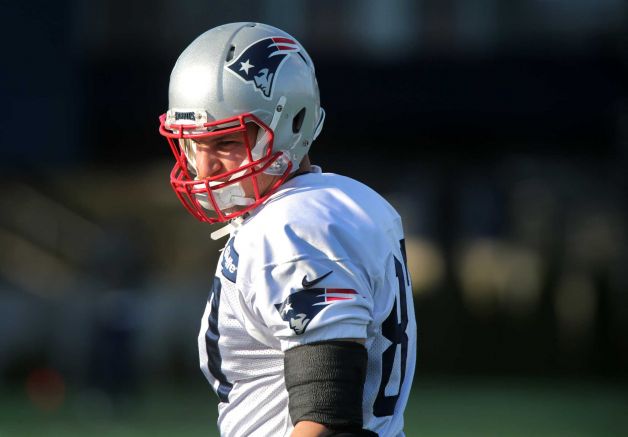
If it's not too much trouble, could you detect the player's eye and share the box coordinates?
[216,140,241,149]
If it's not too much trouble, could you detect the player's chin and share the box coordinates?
[220,202,254,218]
[221,205,244,215]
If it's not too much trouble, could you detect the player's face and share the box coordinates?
[192,122,279,201]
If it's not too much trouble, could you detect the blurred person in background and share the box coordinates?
[158,22,417,437]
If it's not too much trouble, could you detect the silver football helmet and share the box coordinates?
[159,22,325,223]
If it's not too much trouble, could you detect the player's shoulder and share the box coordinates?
[263,170,398,225]
[233,170,400,270]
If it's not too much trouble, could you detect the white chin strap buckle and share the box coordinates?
[265,152,291,176]
[211,216,246,240]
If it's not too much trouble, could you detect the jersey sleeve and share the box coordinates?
[245,256,374,351]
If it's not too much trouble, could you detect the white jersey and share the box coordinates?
[198,167,417,437]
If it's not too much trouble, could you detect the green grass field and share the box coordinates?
[1,376,626,436]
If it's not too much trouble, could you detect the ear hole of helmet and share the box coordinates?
[226,45,236,62]
[292,108,306,134]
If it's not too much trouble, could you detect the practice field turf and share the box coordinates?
[1,376,626,436]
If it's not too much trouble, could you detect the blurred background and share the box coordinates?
[1,0,627,435]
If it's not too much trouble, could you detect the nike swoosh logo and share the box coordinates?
[301,270,333,288]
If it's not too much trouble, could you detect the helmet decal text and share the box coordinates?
[226,37,299,99]
[175,111,196,121]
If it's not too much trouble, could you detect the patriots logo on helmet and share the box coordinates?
[226,37,300,99]
[274,287,358,335]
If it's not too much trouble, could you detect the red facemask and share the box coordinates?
[159,112,292,223]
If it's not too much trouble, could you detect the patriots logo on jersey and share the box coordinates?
[274,287,358,334]
[226,37,300,99]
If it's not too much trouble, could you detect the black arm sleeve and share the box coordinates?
[284,340,374,434]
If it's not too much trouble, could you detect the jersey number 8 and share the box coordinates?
[373,240,410,417]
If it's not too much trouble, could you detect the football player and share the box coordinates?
[159,22,417,437]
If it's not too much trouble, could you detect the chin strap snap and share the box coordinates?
[210,215,247,240]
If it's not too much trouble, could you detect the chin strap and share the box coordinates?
[210,215,247,241]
